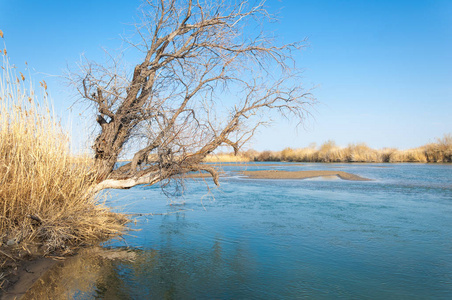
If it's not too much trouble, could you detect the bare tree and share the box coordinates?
[71,0,314,191]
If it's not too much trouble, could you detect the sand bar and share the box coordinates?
[241,170,371,181]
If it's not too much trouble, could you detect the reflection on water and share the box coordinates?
[23,248,137,299]
[26,163,452,299]
[24,243,266,299]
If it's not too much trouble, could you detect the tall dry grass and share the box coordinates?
[422,134,452,163]
[204,149,260,163]
[206,137,452,163]
[203,153,251,163]
[0,49,126,253]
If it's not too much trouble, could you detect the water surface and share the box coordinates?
[26,163,452,299]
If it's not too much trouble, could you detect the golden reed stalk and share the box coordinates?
[0,47,126,254]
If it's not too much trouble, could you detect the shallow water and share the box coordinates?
[26,163,452,299]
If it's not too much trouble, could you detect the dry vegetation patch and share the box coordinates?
[0,49,127,292]
[205,137,452,163]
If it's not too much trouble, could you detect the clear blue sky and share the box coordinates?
[1,0,451,151]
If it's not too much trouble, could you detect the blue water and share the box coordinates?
[90,164,452,298]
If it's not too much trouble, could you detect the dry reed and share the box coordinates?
[0,49,127,254]
[206,137,452,163]
[203,153,251,163]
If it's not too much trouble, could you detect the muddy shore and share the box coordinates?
[0,256,58,300]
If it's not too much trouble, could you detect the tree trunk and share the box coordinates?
[93,119,130,182]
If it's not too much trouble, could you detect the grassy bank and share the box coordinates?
[0,48,127,290]
[205,137,452,163]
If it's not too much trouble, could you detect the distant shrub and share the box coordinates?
[389,149,427,163]
[380,148,396,163]
[423,134,452,163]
[255,150,280,162]
[346,143,381,162]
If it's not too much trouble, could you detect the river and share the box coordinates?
[24,163,452,299]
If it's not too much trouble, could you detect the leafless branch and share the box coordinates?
[70,0,314,191]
